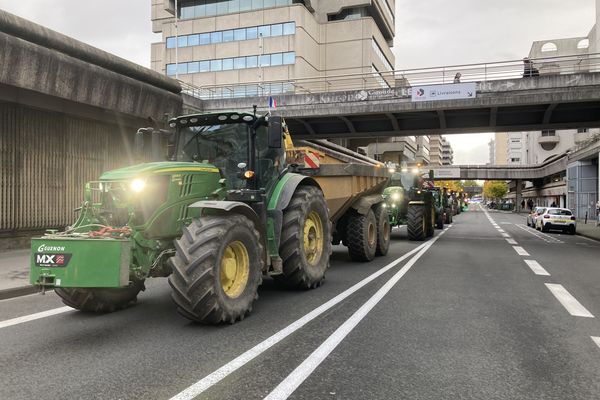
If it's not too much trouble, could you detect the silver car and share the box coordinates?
[535,207,576,234]
[527,207,545,227]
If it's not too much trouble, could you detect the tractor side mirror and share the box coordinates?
[268,116,283,148]
[135,128,151,161]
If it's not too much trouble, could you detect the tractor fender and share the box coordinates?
[269,173,321,212]
[351,194,384,215]
[188,200,261,230]
[266,173,322,260]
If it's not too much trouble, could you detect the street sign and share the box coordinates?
[432,168,461,179]
[411,83,476,102]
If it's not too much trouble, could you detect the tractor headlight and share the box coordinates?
[391,193,400,201]
[130,179,146,192]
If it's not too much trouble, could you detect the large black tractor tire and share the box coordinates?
[347,208,378,262]
[168,215,264,324]
[444,208,453,224]
[426,206,435,237]
[407,205,426,241]
[436,210,444,229]
[55,280,145,313]
[374,204,391,256]
[275,186,332,289]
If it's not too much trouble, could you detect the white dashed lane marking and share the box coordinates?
[545,284,594,318]
[513,246,530,256]
[523,260,550,276]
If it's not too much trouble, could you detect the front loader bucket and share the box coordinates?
[30,237,131,288]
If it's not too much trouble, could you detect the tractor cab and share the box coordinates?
[171,112,285,196]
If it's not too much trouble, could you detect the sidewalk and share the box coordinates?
[577,221,600,242]
[0,249,37,299]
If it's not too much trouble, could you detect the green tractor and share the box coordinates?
[30,112,333,324]
[382,171,445,241]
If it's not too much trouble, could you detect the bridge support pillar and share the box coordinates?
[515,180,523,213]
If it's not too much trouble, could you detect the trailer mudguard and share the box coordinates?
[351,194,384,215]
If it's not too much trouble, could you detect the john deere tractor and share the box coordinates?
[30,112,332,324]
[383,170,445,240]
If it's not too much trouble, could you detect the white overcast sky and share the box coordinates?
[0,0,596,164]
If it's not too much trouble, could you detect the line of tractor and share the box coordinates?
[30,111,466,324]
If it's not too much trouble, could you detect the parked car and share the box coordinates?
[535,207,576,234]
[527,207,545,227]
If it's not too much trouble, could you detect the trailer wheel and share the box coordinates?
[347,209,378,261]
[55,280,145,313]
[374,204,391,256]
[276,185,332,289]
[168,215,263,324]
[407,204,426,241]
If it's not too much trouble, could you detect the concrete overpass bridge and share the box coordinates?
[430,155,568,181]
[192,55,600,139]
[0,10,183,245]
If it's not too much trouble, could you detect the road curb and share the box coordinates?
[0,285,49,300]
[577,232,600,242]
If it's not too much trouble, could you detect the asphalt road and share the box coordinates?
[2,206,600,400]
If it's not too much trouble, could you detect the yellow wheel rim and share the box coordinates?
[304,211,324,266]
[220,241,250,298]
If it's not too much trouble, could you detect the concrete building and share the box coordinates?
[350,136,418,165]
[429,135,443,166]
[429,135,453,166]
[150,0,396,96]
[440,136,454,165]
[488,139,495,165]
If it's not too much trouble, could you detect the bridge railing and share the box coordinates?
[179,53,600,100]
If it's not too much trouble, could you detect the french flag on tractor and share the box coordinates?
[268,96,277,108]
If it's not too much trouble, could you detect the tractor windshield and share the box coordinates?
[177,123,249,189]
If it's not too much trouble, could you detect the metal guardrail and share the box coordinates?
[179,52,600,100]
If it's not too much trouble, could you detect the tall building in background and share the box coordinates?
[488,139,495,165]
[429,135,453,166]
[428,135,442,166]
[440,137,454,165]
[150,0,396,97]
[493,132,508,165]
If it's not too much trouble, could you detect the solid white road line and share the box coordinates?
[523,260,550,276]
[545,284,594,318]
[514,224,563,244]
[506,238,518,245]
[513,246,530,256]
[263,232,443,400]
[592,337,600,349]
[168,233,448,400]
[0,306,72,329]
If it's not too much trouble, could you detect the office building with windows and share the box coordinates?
[150,0,396,97]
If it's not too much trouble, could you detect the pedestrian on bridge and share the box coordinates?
[454,72,462,83]
[522,58,539,77]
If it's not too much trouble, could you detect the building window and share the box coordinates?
[541,130,556,136]
[166,51,295,76]
[166,22,296,49]
[577,128,588,133]
[510,157,520,162]
[371,39,394,71]
[178,0,302,19]
[371,65,391,89]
